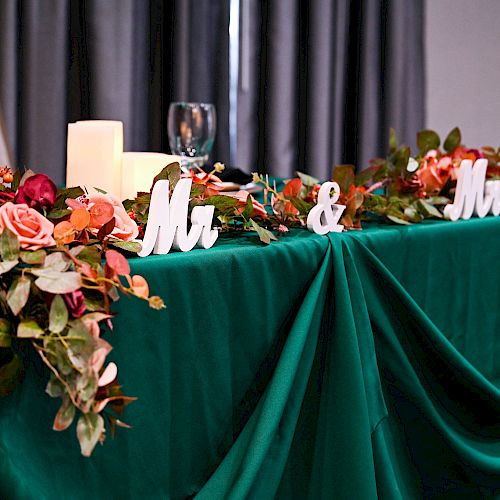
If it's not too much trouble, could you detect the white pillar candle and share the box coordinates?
[66,120,123,197]
[121,152,182,200]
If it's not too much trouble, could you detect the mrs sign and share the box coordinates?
[444,159,500,221]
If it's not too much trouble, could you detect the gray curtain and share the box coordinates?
[0,0,423,183]
[236,0,425,178]
[0,0,229,185]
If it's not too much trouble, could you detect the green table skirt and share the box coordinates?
[0,217,499,499]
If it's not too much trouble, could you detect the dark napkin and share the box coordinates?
[201,165,253,185]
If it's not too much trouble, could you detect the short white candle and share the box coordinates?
[121,152,182,200]
[66,120,123,197]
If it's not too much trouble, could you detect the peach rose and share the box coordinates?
[87,193,139,241]
[0,202,55,250]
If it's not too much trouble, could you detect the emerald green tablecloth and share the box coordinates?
[0,217,499,499]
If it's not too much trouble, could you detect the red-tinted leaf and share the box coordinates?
[105,249,130,276]
[97,217,116,240]
[282,178,302,198]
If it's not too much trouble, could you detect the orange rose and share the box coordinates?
[87,193,139,241]
[0,202,55,250]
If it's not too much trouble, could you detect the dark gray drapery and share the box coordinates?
[236,0,425,178]
[0,0,229,185]
[0,0,423,184]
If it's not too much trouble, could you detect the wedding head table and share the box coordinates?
[1,216,499,499]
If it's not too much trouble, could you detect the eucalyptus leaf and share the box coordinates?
[49,295,69,334]
[249,219,278,245]
[387,214,411,225]
[7,276,31,316]
[416,199,443,219]
[17,320,44,339]
[43,252,70,272]
[332,165,355,195]
[296,171,319,187]
[203,195,238,211]
[0,228,20,261]
[0,260,19,275]
[109,240,142,254]
[46,375,64,398]
[53,396,76,432]
[152,162,181,190]
[241,195,254,219]
[34,270,82,294]
[77,412,104,457]
[20,249,46,265]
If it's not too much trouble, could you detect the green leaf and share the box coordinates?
[42,251,70,272]
[249,219,278,245]
[46,208,71,220]
[296,171,319,187]
[417,129,440,155]
[392,146,411,173]
[443,127,461,153]
[77,412,104,457]
[76,246,101,267]
[203,195,238,212]
[0,319,11,348]
[20,249,46,265]
[7,276,31,316]
[17,320,44,338]
[109,240,142,254]
[332,165,355,195]
[0,228,20,261]
[0,260,18,275]
[289,197,313,215]
[33,270,82,294]
[416,199,443,219]
[49,295,69,334]
[46,375,64,398]
[355,165,384,186]
[387,214,410,225]
[152,162,181,191]
[53,396,76,431]
[54,186,85,210]
[389,127,398,153]
[0,353,23,397]
[240,195,254,219]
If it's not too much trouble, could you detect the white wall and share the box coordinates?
[425,0,500,147]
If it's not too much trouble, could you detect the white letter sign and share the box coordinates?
[444,159,500,221]
[307,181,346,234]
[138,179,218,257]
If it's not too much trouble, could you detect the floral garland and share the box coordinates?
[1,126,497,457]
[0,170,164,457]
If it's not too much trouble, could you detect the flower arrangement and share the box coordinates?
[0,170,164,457]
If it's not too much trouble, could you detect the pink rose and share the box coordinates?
[87,193,139,241]
[0,202,55,250]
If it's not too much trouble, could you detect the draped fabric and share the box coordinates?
[0,0,424,183]
[1,217,499,499]
[236,0,425,178]
[0,0,229,185]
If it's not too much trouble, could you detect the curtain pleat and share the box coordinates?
[0,0,423,183]
[237,0,425,179]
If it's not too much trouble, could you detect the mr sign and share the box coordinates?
[138,179,218,257]
[444,159,500,221]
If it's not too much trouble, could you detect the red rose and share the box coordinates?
[15,174,57,212]
[63,290,86,318]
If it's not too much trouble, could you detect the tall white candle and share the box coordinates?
[66,120,123,197]
[121,152,182,200]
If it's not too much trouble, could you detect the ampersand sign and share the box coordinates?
[307,181,345,235]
